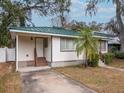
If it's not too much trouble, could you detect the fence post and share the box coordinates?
[5,47,7,62]
[0,48,6,63]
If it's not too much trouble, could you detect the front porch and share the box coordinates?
[18,57,48,68]
[15,33,52,71]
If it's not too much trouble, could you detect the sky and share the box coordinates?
[31,0,115,27]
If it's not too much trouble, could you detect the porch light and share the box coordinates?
[30,37,33,40]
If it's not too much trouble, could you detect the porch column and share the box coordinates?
[16,35,19,71]
[99,40,102,57]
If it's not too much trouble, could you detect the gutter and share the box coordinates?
[10,29,78,38]
[10,29,110,40]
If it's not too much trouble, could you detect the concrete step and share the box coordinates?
[36,57,48,66]
[19,66,51,72]
[98,59,106,67]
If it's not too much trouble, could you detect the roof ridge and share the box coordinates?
[10,26,52,28]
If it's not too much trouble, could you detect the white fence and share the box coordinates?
[0,48,15,63]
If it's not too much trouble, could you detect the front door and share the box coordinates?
[36,38,44,58]
[35,38,48,66]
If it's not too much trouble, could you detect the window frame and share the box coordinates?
[100,40,107,52]
[60,37,76,52]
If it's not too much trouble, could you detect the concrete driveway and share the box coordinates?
[21,70,97,93]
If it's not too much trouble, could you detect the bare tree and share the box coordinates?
[0,0,71,47]
[51,0,71,27]
[86,0,124,51]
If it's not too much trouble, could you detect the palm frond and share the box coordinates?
[75,27,98,61]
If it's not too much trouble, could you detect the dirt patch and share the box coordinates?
[0,62,15,77]
[54,66,124,93]
[109,58,124,69]
[0,62,21,93]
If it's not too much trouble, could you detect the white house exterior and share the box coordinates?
[10,27,110,71]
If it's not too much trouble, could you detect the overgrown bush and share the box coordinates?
[88,54,99,67]
[104,53,114,65]
[115,52,124,59]
[109,46,120,53]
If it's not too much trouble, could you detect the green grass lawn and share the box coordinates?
[0,63,21,93]
[54,65,124,93]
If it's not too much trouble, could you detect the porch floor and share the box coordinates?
[18,58,48,68]
[18,66,51,72]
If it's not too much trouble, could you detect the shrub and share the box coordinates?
[115,52,124,59]
[104,53,114,65]
[88,54,99,67]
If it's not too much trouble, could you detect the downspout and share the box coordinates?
[16,34,19,71]
[34,37,37,66]
[51,36,53,67]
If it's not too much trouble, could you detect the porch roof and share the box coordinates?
[10,27,113,38]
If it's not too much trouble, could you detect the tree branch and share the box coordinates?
[116,0,124,32]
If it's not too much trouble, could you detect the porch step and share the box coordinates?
[36,57,48,66]
[98,59,106,67]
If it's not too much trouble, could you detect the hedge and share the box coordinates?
[115,52,124,59]
[104,53,114,65]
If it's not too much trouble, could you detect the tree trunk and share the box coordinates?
[119,31,124,51]
[60,15,65,27]
[85,49,88,68]
[116,0,124,51]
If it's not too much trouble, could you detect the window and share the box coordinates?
[100,41,106,51]
[43,38,48,48]
[60,38,75,51]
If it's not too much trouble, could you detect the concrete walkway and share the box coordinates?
[21,70,97,93]
[99,60,124,72]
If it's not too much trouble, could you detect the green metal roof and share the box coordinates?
[10,27,113,38]
[11,27,79,36]
[93,31,114,38]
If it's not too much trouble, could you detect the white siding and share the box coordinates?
[18,35,51,62]
[52,37,84,62]
[17,35,108,63]
[18,36,35,61]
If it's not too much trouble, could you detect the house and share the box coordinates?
[10,27,111,71]
[108,37,120,52]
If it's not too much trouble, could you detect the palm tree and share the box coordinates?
[76,27,98,67]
